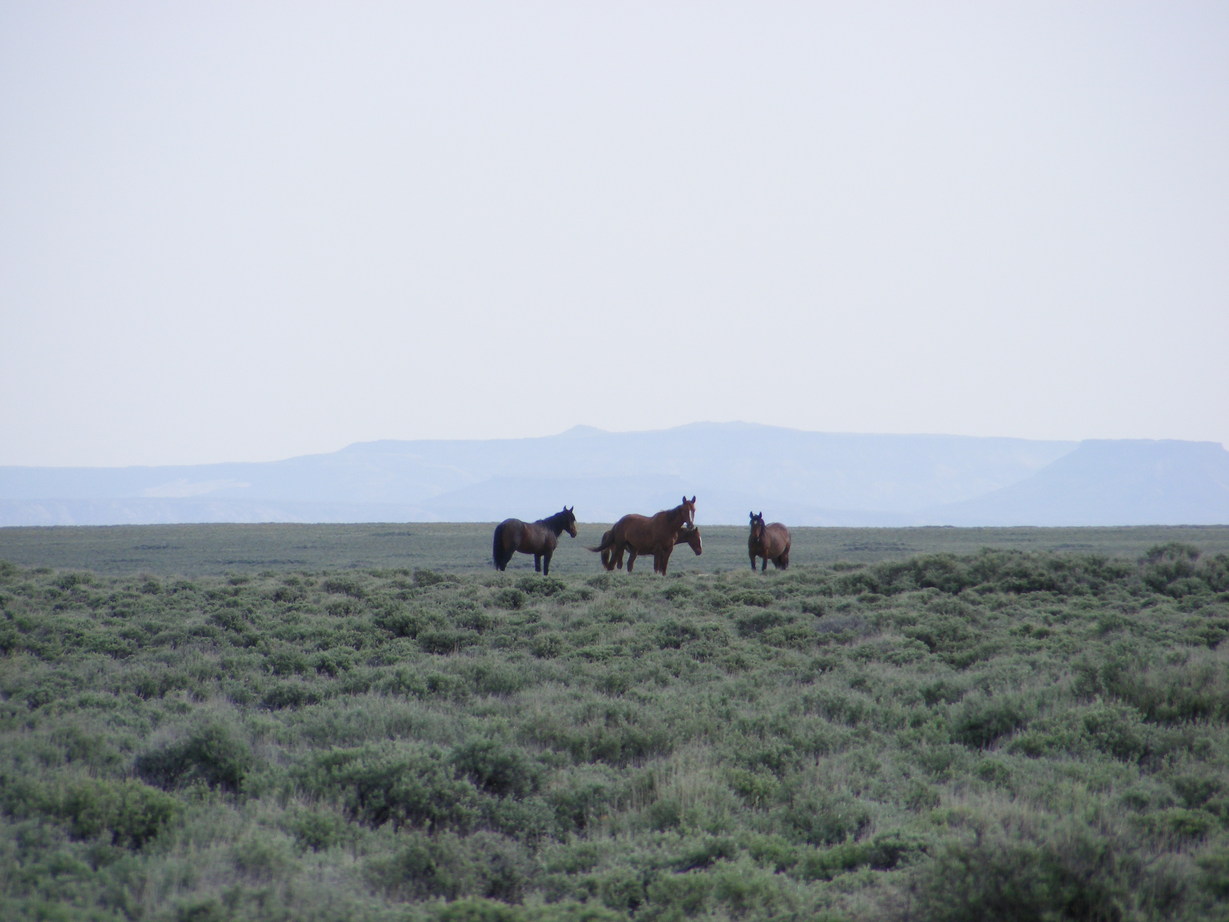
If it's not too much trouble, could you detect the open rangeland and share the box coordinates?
[1,524,1228,921]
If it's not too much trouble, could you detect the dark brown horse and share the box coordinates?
[588,496,696,575]
[598,523,703,571]
[493,506,577,575]
[748,511,791,571]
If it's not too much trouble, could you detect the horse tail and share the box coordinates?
[587,530,615,554]
[493,522,514,570]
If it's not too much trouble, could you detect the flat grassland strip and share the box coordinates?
[1,528,1228,920]
[3,522,1229,576]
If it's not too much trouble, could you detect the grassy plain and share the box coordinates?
[4,522,1229,577]
[2,525,1229,921]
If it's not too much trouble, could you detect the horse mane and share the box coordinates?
[537,506,577,534]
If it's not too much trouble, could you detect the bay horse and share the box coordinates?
[748,511,791,571]
[492,506,577,575]
[598,523,703,572]
[588,496,696,575]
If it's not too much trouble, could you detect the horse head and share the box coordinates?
[749,511,766,539]
[679,524,703,556]
[680,495,696,527]
[561,506,578,537]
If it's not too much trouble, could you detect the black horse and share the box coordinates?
[493,506,577,575]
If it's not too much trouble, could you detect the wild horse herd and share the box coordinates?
[491,497,792,576]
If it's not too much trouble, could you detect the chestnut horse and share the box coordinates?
[598,524,703,571]
[748,511,791,571]
[588,496,696,575]
[492,506,577,575]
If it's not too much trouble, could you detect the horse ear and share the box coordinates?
[689,496,696,504]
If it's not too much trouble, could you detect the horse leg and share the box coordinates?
[542,551,552,576]
[656,545,672,575]
[626,546,638,572]
[533,554,542,573]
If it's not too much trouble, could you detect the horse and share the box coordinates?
[748,511,791,571]
[588,496,696,575]
[598,523,703,571]
[492,506,577,575]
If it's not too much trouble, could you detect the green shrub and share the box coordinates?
[297,743,479,831]
[774,786,871,846]
[895,811,1192,922]
[1140,543,1202,594]
[450,738,541,798]
[365,829,530,902]
[54,777,178,848]
[951,692,1035,749]
[135,723,254,793]
[493,588,527,610]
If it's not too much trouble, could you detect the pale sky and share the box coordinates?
[3,1,1227,468]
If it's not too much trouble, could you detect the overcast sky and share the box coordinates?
[3,2,1227,468]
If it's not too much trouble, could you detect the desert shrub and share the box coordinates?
[1140,543,1202,595]
[415,568,456,587]
[728,767,780,808]
[706,857,801,918]
[896,811,1192,922]
[531,701,674,766]
[733,607,792,637]
[135,722,254,793]
[297,743,479,831]
[1197,846,1229,900]
[796,831,927,881]
[418,627,480,655]
[857,554,976,595]
[285,807,348,853]
[544,764,620,834]
[260,678,323,709]
[1009,702,1155,764]
[457,657,531,697]
[427,900,623,922]
[366,830,532,903]
[450,738,541,799]
[52,776,179,848]
[904,613,978,662]
[655,618,701,649]
[951,691,1037,749]
[492,588,527,610]
[530,631,564,658]
[516,575,565,596]
[1093,648,1229,726]
[322,575,366,598]
[773,785,871,846]
[1132,807,1218,841]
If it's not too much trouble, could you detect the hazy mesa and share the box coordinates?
[2,423,1228,527]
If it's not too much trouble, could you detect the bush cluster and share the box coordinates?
[1,542,1228,920]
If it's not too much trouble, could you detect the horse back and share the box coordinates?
[612,513,656,550]
[765,523,791,556]
[521,520,557,553]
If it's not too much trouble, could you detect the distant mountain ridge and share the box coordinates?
[2,423,1227,527]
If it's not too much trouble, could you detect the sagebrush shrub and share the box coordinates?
[135,723,253,793]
